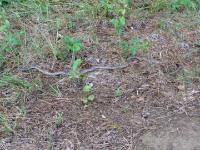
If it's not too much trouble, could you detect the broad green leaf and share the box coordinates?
[83,84,92,93]
[87,95,95,102]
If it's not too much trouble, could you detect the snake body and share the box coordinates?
[19,63,129,77]
[19,57,149,77]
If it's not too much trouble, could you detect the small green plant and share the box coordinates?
[83,83,92,93]
[115,88,123,97]
[99,0,131,17]
[57,35,83,61]
[111,16,126,35]
[64,35,83,61]
[158,20,169,30]
[64,36,83,54]
[100,0,114,17]
[120,37,150,57]
[68,59,82,79]
[55,112,63,128]
[82,83,95,104]
[108,0,131,35]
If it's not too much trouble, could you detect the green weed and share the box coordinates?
[99,0,114,17]
[57,35,83,61]
[115,87,122,97]
[55,112,63,128]
[111,16,126,35]
[83,83,92,93]
[82,83,95,104]
[99,0,131,17]
[64,35,83,54]
[0,11,24,66]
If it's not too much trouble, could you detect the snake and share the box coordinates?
[18,56,157,77]
[19,63,131,77]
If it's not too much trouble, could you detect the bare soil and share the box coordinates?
[137,116,200,150]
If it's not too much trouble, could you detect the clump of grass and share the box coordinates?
[150,0,199,12]
[54,112,63,128]
[111,16,126,35]
[0,73,32,90]
[0,9,28,69]
[99,0,131,18]
[0,106,28,135]
[64,35,83,59]
[170,0,197,11]
[56,35,83,61]
[158,19,172,30]
[0,74,32,108]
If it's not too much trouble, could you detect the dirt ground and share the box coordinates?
[0,3,200,150]
[137,116,200,150]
